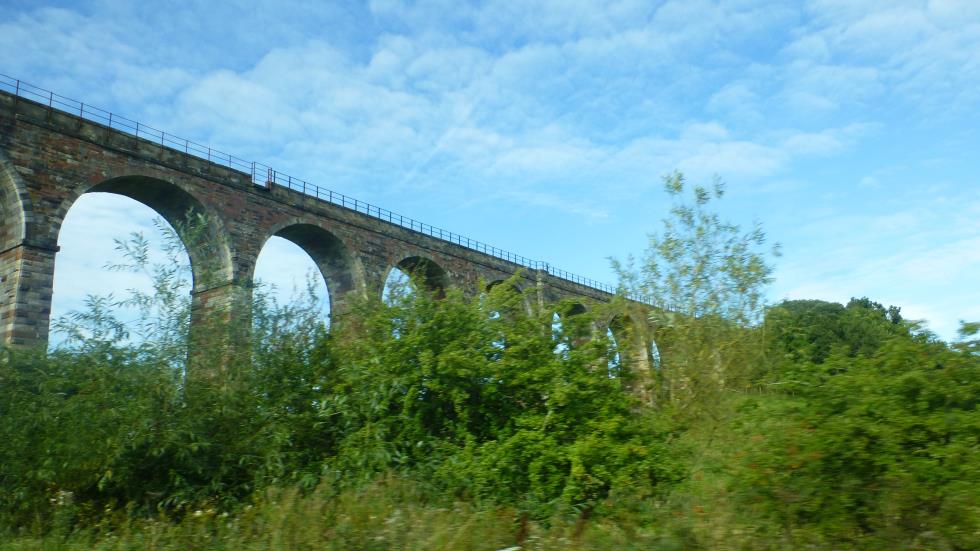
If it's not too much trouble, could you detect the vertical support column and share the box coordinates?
[187,279,253,378]
[534,269,548,311]
[610,315,659,406]
[360,255,392,304]
[0,242,57,349]
[648,326,672,405]
[325,283,360,329]
[625,330,655,405]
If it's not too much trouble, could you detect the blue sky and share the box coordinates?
[2,0,978,341]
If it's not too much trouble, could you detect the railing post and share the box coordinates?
[11,79,20,110]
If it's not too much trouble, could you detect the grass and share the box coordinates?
[0,477,692,550]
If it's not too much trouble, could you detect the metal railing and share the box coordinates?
[0,73,654,305]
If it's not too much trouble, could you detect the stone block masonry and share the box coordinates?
[0,88,619,350]
[0,83,668,401]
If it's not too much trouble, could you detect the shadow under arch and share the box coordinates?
[257,222,364,320]
[0,151,27,252]
[559,302,587,317]
[608,311,661,402]
[0,152,31,346]
[550,300,591,354]
[389,255,450,298]
[484,278,532,316]
[608,312,662,365]
[485,279,507,293]
[67,176,234,291]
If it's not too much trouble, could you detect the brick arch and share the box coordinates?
[387,255,450,298]
[0,152,33,346]
[608,312,642,357]
[549,299,594,354]
[252,219,365,318]
[485,278,524,293]
[608,312,660,403]
[560,302,588,317]
[484,277,534,317]
[52,175,234,292]
[0,151,27,251]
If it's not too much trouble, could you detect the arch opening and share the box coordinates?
[485,280,507,293]
[47,176,232,354]
[483,279,525,354]
[83,177,232,289]
[252,236,330,327]
[50,192,194,350]
[484,279,527,316]
[382,265,413,305]
[552,312,570,358]
[254,223,359,328]
[650,339,662,370]
[384,256,449,301]
[552,302,590,355]
[606,326,623,378]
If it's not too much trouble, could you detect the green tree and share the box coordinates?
[614,171,778,410]
[322,280,683,518]
[733,325,980,548]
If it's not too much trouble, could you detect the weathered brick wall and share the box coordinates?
[0,90,649,360]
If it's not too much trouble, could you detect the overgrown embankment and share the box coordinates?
[3,175,978,549]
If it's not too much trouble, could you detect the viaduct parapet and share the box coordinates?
[0,80,659,364]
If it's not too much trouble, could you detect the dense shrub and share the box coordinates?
[0,270,684,535]
[726,303,980,547]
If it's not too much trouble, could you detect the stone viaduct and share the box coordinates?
[0,79,662,389]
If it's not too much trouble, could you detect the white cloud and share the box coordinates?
[706,82,762,123]
[773,192,980,341]
[784,1,980,117]
[4,0,978,343]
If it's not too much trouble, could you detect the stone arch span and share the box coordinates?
[66,176,234,291]
[22,175,236,350]
[0,152,32,346]
[389,255,450,297]
[486,279,526,294]
[553,301,591,349]
[0,151,27,252]
[484,278,532,317]
[608,312,659,404]
[257,221,364,321]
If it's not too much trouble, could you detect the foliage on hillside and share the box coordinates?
[0,254,684,541]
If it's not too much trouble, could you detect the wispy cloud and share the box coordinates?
[4,0,979,341]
